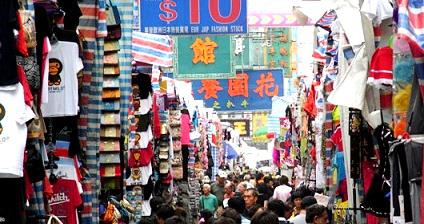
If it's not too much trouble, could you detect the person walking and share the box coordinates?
[200,184,219,214]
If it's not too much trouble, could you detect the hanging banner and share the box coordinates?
[247,0,314,27]
[252,113,269,143]
[174,36,234,80]
[140,0,247,35]
[221,119,250,137]
[192,69,283,111]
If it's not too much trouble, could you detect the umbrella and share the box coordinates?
[223,141,239,160]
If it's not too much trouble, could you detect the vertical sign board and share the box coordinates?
[192,69,284,111]
[140,0,247,35]
[174,36,234,80]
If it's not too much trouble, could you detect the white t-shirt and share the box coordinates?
[41,41,83,117]
[0,84,35,177]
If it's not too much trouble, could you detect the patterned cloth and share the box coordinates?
[80,179,93,224]
[397,0,424,100]
[116,0,133,133]
[78,1,107,223]
[27,181,47,224]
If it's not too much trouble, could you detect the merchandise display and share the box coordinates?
[0,0,423,223]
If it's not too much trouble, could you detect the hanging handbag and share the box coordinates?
[19,10,37,49]
[27,104,45,139]
[16,54,41,91]
[47,215,63,224]
[105,0,121,40]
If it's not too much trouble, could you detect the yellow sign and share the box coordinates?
[252,113,268,143]
[233,121,247,136]
[190,37,218,64]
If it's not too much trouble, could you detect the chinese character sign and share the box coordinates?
[192,70,284,111]
[175,36,234,80]
[221,119,250,137]
[140,0,247,35]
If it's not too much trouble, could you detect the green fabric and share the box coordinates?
[200,194,218,213]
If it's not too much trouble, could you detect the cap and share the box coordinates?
[217,170,228,178]
[159,151,169,159]
[159,162,169,174]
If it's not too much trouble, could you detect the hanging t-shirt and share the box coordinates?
[0,83,35,177]
[41,41,83,117]
[49,179,82,224]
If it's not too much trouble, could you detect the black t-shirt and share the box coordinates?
[0,0,19,87]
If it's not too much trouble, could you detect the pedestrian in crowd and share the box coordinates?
[290,191,303,217]
[200,184,219,214]
[223,182,235,208]
[243,174,254,189]
[212,171,227,207]
[236,182,247,197]
[221,208,242,224]
[165,215,187,224]
[228,196,250,224]
[305,204,328,224]
[198,209,214,224]
[243,188,261,219]
[149,196,165,218]
[257,176,274,207]
[139,217,154,224]
[289,196,317,224]
[215,217,237,224]
[155,205,175,224]
[267,199,289,223]
[283,201,294,220]
[224,182,235,199]
[251,210,279,224]
[272,175,292,202]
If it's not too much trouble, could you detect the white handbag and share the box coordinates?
[47,215,63,224]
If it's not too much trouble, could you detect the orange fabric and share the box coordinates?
[304,82,319,118]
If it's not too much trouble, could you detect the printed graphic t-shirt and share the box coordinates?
[0,83,35,177]
[41,41,83,117]
[49,179,82,224]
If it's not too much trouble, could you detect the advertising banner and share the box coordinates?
[192,69,283,111]
[221,119,250,137]
[140,0,247,35]
[174,36,234,80]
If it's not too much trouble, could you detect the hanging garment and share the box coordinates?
[0,84,35,177]
[390,141,413,223]
[40,41,83,117]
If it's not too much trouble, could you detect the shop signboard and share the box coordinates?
[221,119,250,137]
[192,69,284,111]
[174,36,234,80]
[252,112,268,143]
[140,0,247,35]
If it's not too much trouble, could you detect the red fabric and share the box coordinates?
[336,178,348,201]
[49,179,82,224]
[17,65,33,106]
[368,47,393,85]
[331,127,343,151]
[181,113,191,145]
[272,148,281,168]
[128,143,153,168]
[362,161,380,224]
[152,94,161,138]
[304,82,319,118]
[16,12,28,57]
[310,146,316,161]
[100,166,121,177]
[23,151,34,200]
[44,175,53,199]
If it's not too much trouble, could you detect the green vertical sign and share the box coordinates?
[174,36,234,80]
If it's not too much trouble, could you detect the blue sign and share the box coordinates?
[140,0,247,35]
[192,70,284,111]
